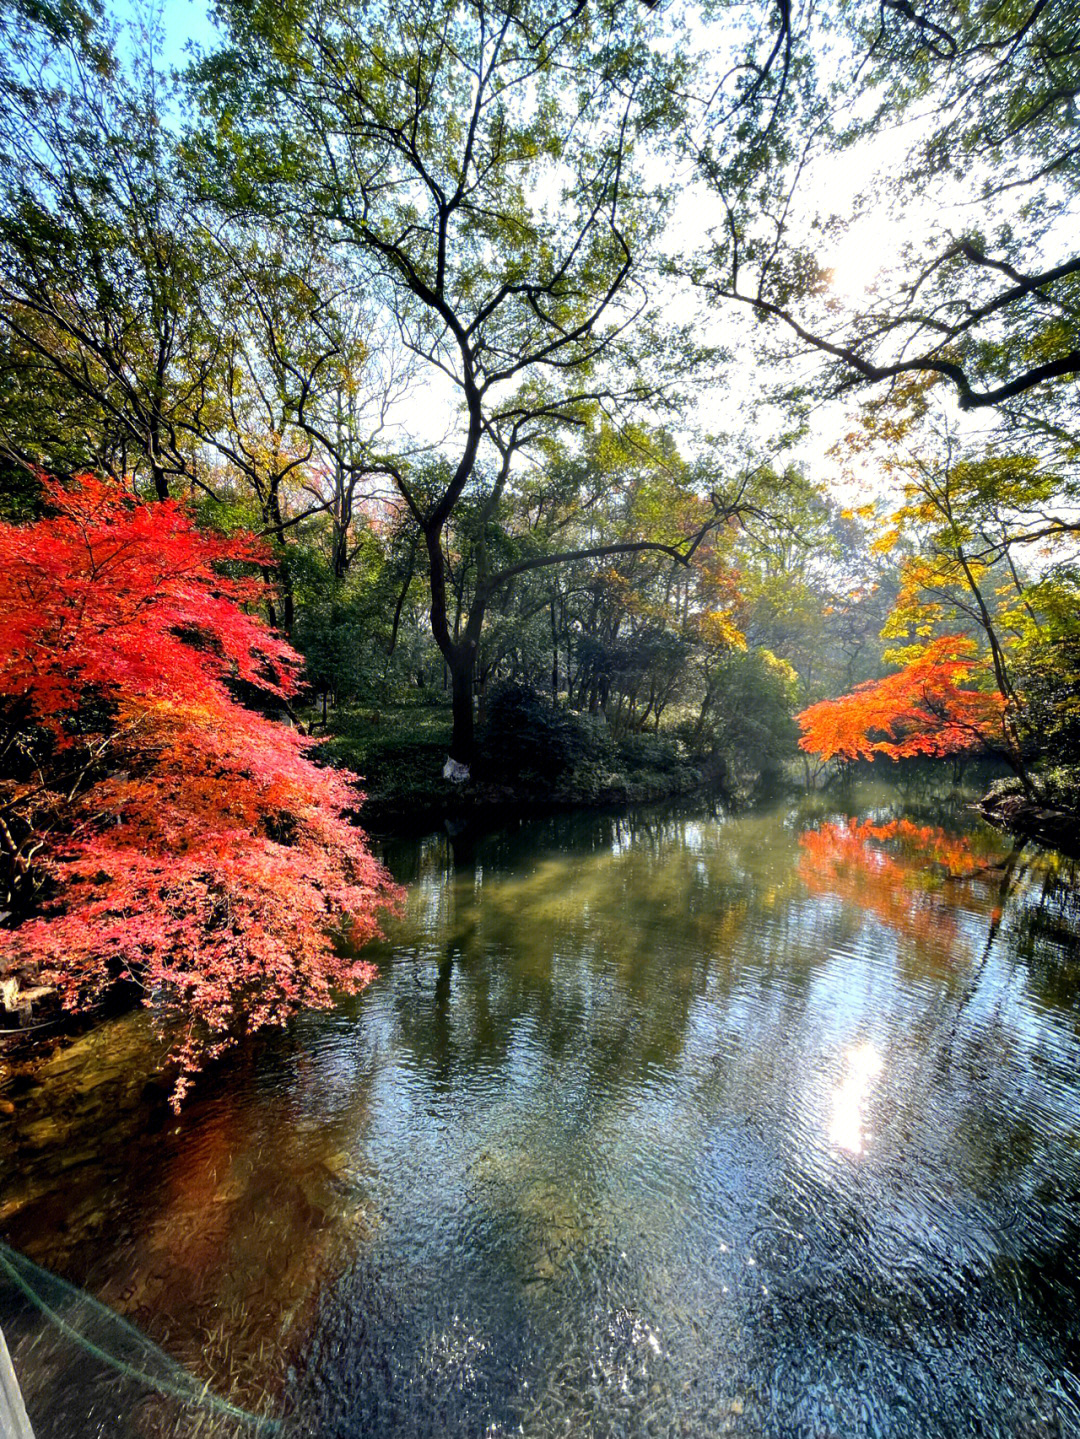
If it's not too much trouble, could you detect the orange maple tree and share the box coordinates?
[0,475,400,1102]
[795,636,1005,764]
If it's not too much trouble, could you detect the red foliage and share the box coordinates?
[795,636,1005,763]
[0,475,401,1104]
[1,473,299,725]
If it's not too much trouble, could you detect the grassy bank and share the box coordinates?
[317,700,718,833]
[977,767,1080,859]
[318,703,458,829]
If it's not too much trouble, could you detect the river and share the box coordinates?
[2,782,1079,1438]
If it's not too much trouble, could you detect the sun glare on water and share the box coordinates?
[829,1041,883,1154]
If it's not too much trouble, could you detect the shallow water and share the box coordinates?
[2,783,1080,1437]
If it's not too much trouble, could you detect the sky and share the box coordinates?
[146,0,218,61]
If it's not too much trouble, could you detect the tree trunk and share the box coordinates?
[550,594,559,700]
[449,654,475,763]
[266,478,294,636]
[477,670,488,730]
[955,545,1032,795]
[261,567,278,630]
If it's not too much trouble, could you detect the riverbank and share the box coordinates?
[976,774,1080,860]
[318,701,726,834]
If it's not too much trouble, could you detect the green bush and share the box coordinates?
[1032,765,1080,808]
[616,731,682,774]
[481,683,611,783]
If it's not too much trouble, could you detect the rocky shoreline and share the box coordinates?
[976,790,1080,859]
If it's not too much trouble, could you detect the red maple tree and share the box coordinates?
[795,637,1005,764]
[1,474,400,1103]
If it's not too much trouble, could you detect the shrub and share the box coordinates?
[616,731,682,774]
[481,683,610,783]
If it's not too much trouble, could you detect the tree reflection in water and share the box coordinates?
[2,787,1080,1438]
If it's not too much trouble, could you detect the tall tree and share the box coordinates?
[0,1,223,495]
[193,0,728,765]
[843,402,1080,786]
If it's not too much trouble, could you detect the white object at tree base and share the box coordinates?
[442,757,471,783]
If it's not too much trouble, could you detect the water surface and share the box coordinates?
[2,784,1080,1437]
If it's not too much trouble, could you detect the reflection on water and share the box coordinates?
[1,784,1080,1437]
[829,1041,883,1155]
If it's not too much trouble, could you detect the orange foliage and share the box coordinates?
[797,818,983,951]
[795,636,1005,763]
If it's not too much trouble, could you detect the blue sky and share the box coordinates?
[119,0,219,69]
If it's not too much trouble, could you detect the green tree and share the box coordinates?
[0,2,223,496]
[865,418,1080,791]
[192,0,742,765]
